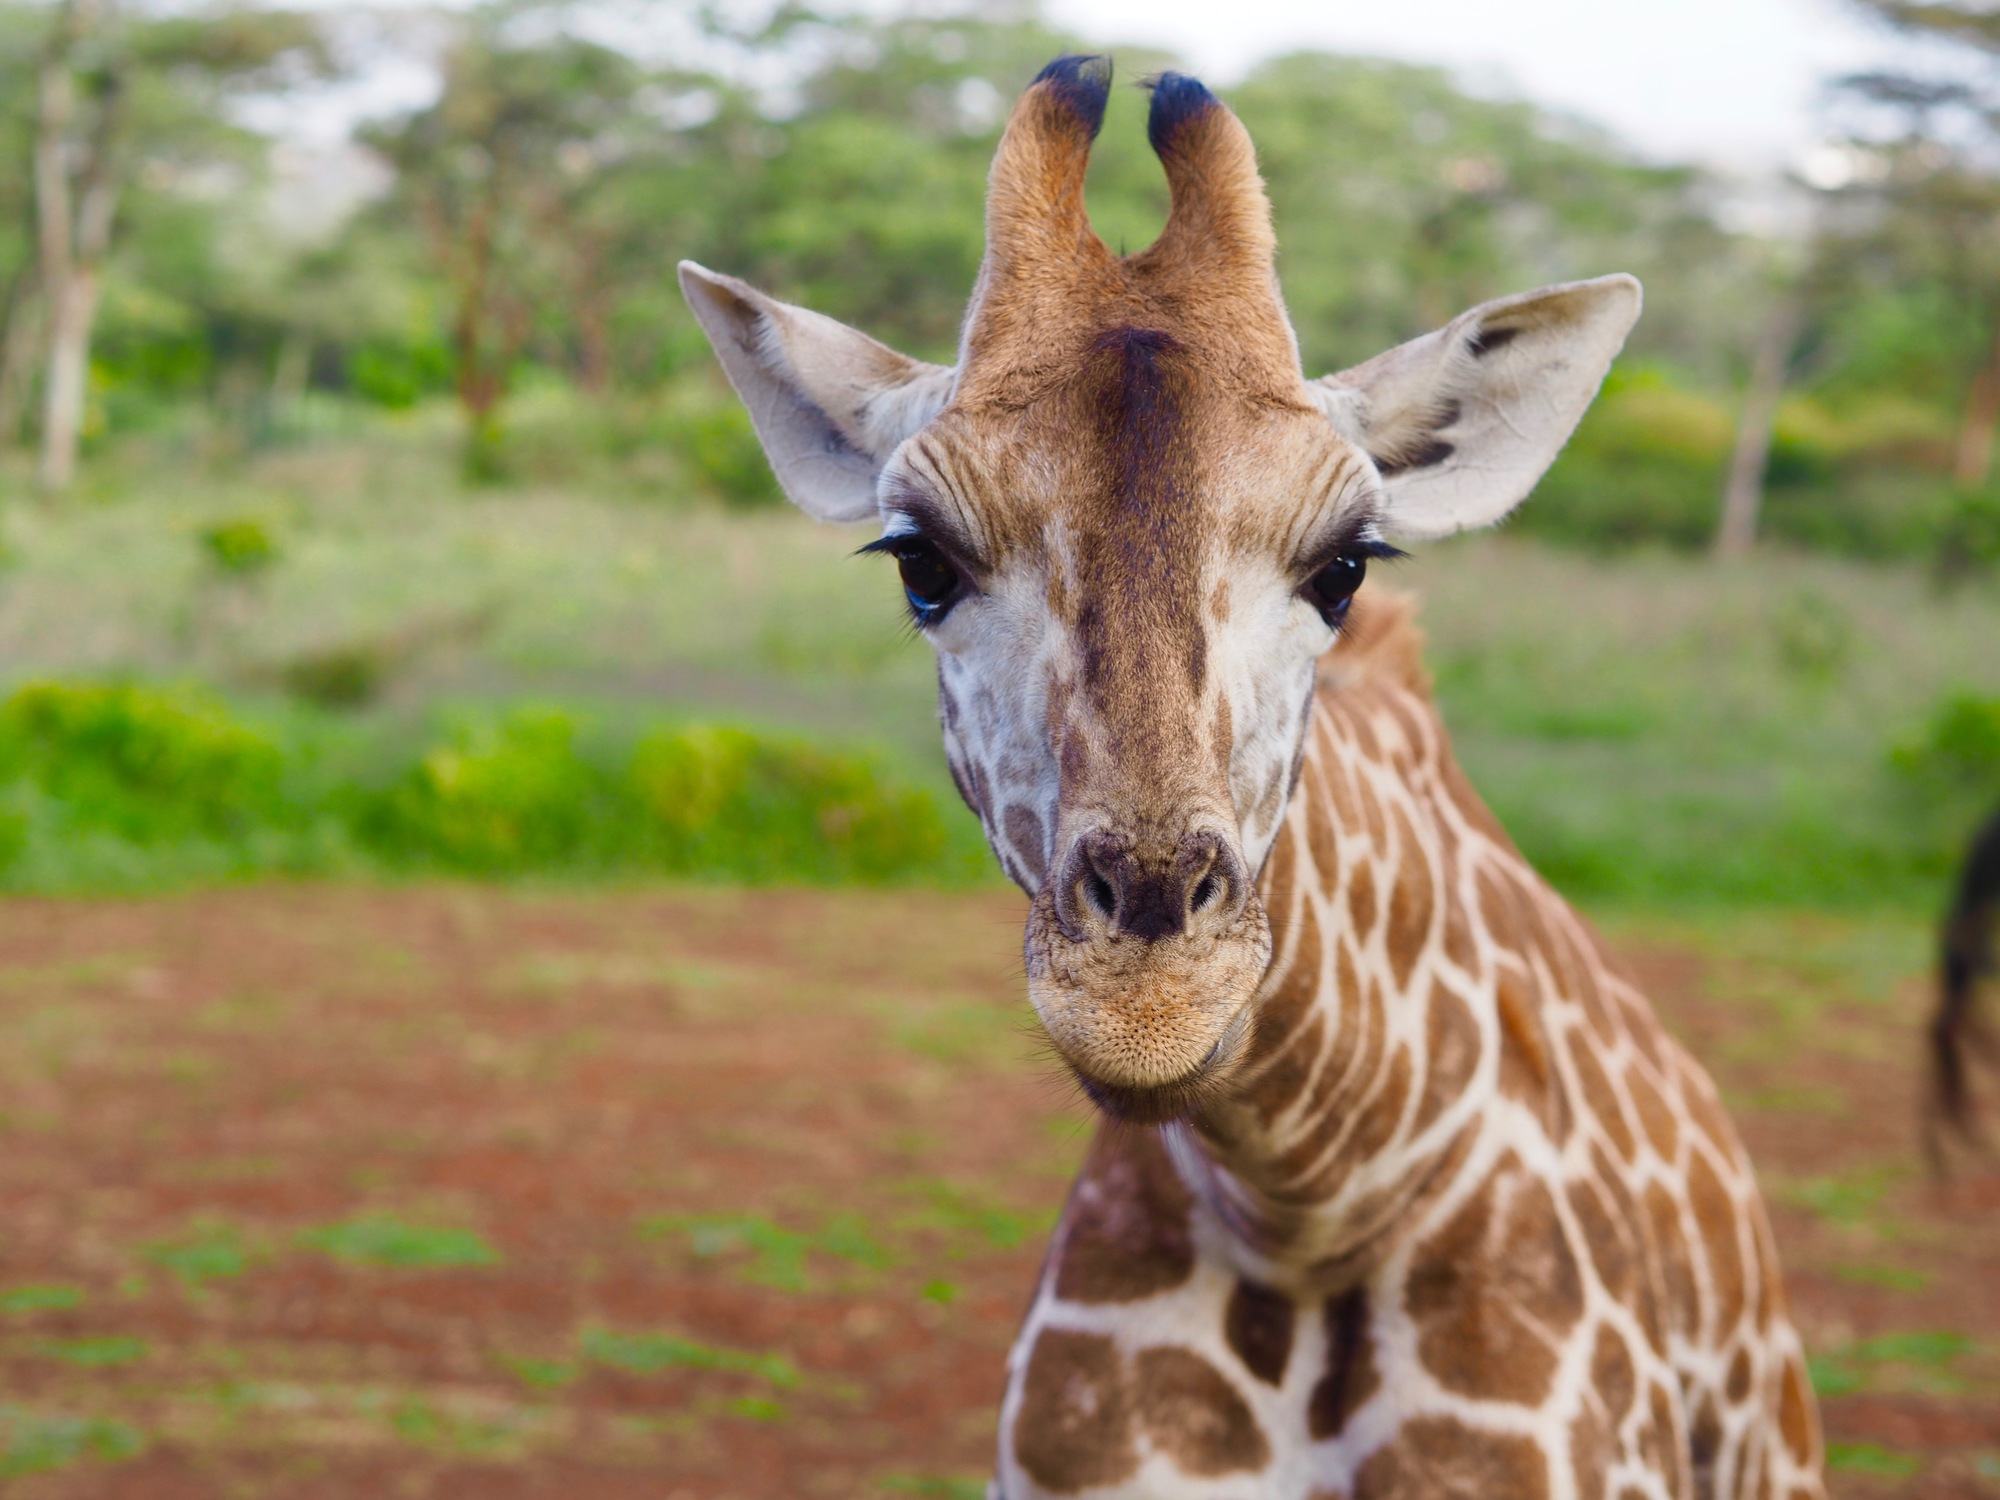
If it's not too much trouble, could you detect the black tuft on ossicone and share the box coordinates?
[1146,71,1219,154]
[1033,54,1112,138]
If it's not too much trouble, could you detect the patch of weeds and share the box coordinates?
[1775,1164,1903,1230]
[1737,1083,1848,1116]
[1825,1441,1922,1478]
[0,1285,85,1316]
[724,1395,787,1422]
[296,1217,500,1270]
[881,1476,988,1499]
[39,1337,148,1368]
[1811,1329,1974,1398]
[892,1179,1051,1253]
[1831,1262,1932,1293]
[145,1224,254,1287]
[920,1279,960,1306]
[0,1406,146,1479]
[641,1211,893,1291]
[386,1398,522,1458]
[580,1326,798,1388]
[497,1354,578,1392]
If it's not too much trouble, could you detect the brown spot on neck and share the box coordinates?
[1053,1126,1196,1303]
[1307,1287,1377,1440]
[1133,1346,1270,1475]
[1223,1279,1295,1386]
[1013,1328,1139,1492]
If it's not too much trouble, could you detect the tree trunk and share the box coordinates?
[0,266,41,450]
[1716,298,1803,559]
[1952,312,2000,488]
[38,268,100,490]
[34,0,120,493]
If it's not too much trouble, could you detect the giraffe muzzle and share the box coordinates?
[1026,824,1272,1122]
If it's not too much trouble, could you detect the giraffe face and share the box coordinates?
[872,371,1385,1120]
[681,56,1642,1123]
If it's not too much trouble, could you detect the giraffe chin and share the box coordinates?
[1070,1006,1254,1125]
[1025,899,1270,1125]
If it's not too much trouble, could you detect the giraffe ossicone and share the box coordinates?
[683,52,1824,1500]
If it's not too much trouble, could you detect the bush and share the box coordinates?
[0,682,292,846]
[630,725,959,882]
[1521,369,1730,549]
[365,712,974,883]
[198,517,280,576]
[1893,693,2000,800]
[0,681,985,890]
[364,709,626,872]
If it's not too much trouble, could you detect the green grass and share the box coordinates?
[641,1211,896,1292]
[39,1336,149,1368]
[0,428,1993,905]
[1825,1441,1924,1478]
[1810,1330,1977,1398]
[295,1218,502,1270]
[0,1407,145,1480]
[579,1326,799,1387]
[144,1225,255,1286]
[0,1285,85,1316]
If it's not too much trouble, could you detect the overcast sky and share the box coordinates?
[1044,0,1913,170]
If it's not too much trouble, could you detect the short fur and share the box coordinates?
[681,55,1821,1500]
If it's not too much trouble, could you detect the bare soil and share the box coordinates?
[0,887,1992,1498]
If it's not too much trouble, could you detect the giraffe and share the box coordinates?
[679,55,1825,1500]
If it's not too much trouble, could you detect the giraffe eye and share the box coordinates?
[890,538,961,623]
[1304,552,1367,627]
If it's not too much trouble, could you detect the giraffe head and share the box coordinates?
[681,57,1639,1123]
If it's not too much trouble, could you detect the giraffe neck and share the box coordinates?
[1173,611,1541,1284]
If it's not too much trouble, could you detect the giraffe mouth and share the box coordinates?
[1023,853,1271,1123]
[1067,999,1255,1125]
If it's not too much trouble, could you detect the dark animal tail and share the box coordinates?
[1927,805,2000,1168]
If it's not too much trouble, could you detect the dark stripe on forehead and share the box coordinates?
[1070,326,1211,731]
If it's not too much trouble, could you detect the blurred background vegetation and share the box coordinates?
[0,0,1994,909]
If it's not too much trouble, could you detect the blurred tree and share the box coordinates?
[21,0,328,489]
[1837,0,2000,485]
[362,6,658,476]
[0,5,41,450]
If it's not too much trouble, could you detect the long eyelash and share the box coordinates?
[855,534,911,558]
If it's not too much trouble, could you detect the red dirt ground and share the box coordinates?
[0,886,1993,1498]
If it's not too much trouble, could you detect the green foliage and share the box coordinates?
[198,517,280,576]
[365,710,973,883]
[145,1225,254,1286]
[39,1336,149,1368]
[645,1211,895,1291]
[0,681,293,847]
[0,1285,86,1316]
[0,673,987,892]
[295,1218,501,1270]
[1934,485,2000,580]
[1824,1442,1923,1478]
[881,1477,988,1500]
[0,1408,145,1480]
[579,1326,798,1387]
[1890,693,2000,864]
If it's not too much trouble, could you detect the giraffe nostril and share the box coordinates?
[1190,872,1220,913]
[1083,871,1118,920]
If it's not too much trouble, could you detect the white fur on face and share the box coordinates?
[913,524,1335,898]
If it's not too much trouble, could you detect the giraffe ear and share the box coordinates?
[1308,275,1642,542]
[678,261,955,522]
